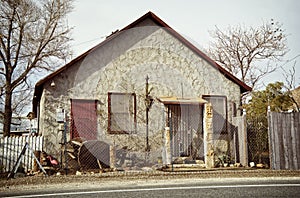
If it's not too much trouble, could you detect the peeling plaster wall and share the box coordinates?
[38,21,241,164]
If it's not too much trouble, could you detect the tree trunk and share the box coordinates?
[3,90,12,137]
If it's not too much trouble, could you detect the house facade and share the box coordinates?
[33,12,251,169]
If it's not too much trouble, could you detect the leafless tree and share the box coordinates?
[208,19,288,88]
[0,0,73,136]
[281,59,300,111]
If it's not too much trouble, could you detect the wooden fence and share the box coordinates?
[268,112,300,170]
[0,136,44,173]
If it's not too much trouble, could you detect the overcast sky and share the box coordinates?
[68,0,300,88]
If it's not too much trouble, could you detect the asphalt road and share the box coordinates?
[1,177,300,198]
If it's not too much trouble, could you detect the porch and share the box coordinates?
[158,96,247,168]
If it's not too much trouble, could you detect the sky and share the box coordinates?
[67,0,300,89]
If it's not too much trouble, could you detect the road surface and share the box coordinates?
[1,177,300,197]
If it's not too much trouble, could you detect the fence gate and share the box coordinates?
[247,115,269,166]
[167,104,203,159]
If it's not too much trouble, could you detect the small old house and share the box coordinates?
[33,12,251,169]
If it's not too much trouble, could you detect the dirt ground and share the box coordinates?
[1,168,300,192]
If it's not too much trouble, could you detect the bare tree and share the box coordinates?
[0,0,73,136]
[208,19,288,88]
[281,59,300,111]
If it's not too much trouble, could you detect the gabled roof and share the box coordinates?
[33,11,252,113]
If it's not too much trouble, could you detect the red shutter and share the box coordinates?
[71,99,97,140]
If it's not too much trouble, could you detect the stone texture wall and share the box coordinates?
[38,21,241,166]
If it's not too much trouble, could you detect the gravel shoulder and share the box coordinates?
[1,169,300,193]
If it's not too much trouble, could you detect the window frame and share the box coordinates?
[107,92,137,134]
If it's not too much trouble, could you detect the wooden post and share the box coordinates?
[240,115,248,167]
[163,127,171,165]
[33,151,41,172]
[110,145,116,169]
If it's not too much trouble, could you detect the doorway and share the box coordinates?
[167,104,204,159]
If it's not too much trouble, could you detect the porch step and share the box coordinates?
[173,157,204,165]
[169,163,206,168]
[162,163,206,172]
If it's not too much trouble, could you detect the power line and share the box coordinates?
[71,36,105,47]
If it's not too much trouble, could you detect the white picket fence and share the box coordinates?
[0,136,44,172]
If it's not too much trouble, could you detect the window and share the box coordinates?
[203,95,227,134]
[108,92,136,134]
[70,99,98,140]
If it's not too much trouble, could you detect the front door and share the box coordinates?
[167,104,204,159]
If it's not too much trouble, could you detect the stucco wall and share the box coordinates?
[38,21,241,166]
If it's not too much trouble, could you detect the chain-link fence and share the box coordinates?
[247,115,270,166]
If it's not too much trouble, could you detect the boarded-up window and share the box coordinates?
[108,92,136,134]
[71,99,98,140]
[203,95,227,134]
